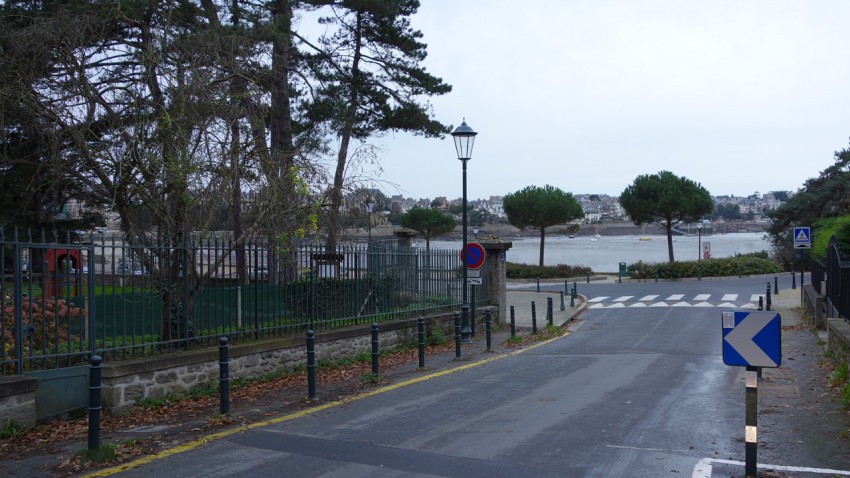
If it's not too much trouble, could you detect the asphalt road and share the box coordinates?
[101,277,850,478]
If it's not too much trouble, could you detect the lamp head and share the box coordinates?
[451,120,477,160]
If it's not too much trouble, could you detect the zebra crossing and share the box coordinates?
[586,293,767,309]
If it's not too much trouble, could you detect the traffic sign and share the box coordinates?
[793,226,811,249]
[722,311,781,368]
[461,242,486,269]
[467,278,483,285]
[703,252,711,260]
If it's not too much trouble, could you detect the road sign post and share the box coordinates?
[723,310,781,477]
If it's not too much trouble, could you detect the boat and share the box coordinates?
[638,237,652,241]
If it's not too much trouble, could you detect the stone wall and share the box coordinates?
[828,319,850,368]
[0,375,38,431]
[97,310,487,413]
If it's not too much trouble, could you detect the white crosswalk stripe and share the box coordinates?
[584,290,769,309]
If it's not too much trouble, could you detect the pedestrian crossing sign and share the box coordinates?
[793,227,811,249]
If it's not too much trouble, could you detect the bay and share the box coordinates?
[431,232,770,273]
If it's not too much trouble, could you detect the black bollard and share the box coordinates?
[510,305,516,337]
[766,282,772,311]
[564,280,569,295]
[454,312,462,359]
[307,330,317,401]
[417,317,425,368]
[654,271,659,283]
[547,297,554,326]
[697,267,701,281]
[219,337,230,415]
[371,323,379,375]
[537,277,540,292]
[531,301,538,334]
[573,282,577,296]
[587,272,590,284]
[570,290,575,308]
[485,309,492,352]
[88,355,102,450]
[758,296,763,311]
[775,276,779,293]
[560,291,565,311]
[791,263,796,289]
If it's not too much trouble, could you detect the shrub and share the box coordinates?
[506,263,592,280]
[2,297,85,373]
[626,256,781,280]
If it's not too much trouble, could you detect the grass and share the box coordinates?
[75,443,117,465]
[0,419,24,439]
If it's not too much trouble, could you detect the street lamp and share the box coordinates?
[697,222,703,261]
[364,197,374,242]
[473,226,479,241]
[451,120,477,344]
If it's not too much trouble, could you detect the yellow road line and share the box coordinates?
[83,332,568,477]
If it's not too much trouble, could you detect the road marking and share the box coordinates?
[750,294,763,302]
[666,294,685,300]
[693,302,714,307]
[589,303,606,309]
[692,457,850,478]
[741,303,758,309]
[639,295,659,301]
[671,301,691,307]
[649,302,669,307]
[613,295,634,302]
[628,302,647,307]
[722,294,738,301]
[718,302,739,308]
[693,294,711,300]
[607,303,626,308]
[588,296,609,303]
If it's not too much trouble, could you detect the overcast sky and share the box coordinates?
[320,1,850,201]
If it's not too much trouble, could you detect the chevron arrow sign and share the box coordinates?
[722,311,781,368]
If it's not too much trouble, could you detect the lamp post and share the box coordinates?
[473,226,479,241]
[451,120,477,344]
[365,197,374,242]
[697,222,703,261]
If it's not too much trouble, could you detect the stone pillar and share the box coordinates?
[393,229,416,249]
[481,240,512,323]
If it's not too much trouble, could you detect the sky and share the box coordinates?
[313,1,850,201]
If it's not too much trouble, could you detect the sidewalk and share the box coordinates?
[504,288,586,328]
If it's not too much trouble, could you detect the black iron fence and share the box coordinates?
[812,236,850,321]
[1,229,488,374]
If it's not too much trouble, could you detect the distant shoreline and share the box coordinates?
[357,220,770,241]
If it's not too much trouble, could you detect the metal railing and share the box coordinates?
[813,236,850,321]
[1,228,489,374]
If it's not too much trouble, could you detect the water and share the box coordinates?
[431,232,770,273]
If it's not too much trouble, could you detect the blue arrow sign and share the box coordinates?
[722,311,781,367]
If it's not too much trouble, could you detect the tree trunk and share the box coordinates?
[539,227,546,267]
[326,11,364,251]
[666,220,675,263]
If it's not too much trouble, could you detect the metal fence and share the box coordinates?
[1,229,489,374]
[812,236,850,321]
